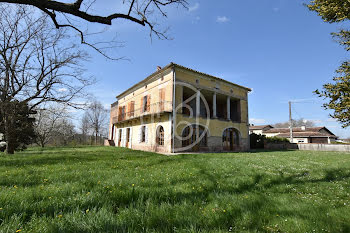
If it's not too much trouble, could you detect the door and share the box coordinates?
[223,128,240,151]
[126,128,130,148]
[118,129,122,147]
[229,130,234,151]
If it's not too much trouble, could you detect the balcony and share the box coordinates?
[112,101,172,124]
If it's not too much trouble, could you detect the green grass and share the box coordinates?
[0,147,349,233]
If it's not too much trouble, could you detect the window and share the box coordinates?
[141,95,151,113]
[141,126,146,142]
[182,125,207,148]
[157,126,164,146]
[159,88,165,111]
[121,106,126,120]
[118,106,126,121]
[128,101,135,117]
[143,96,148,112]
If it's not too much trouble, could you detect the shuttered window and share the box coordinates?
[128,101,135,117]
[159,88,165,111]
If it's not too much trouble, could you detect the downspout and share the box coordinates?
[246,92,250,151]
[172,65,176,153]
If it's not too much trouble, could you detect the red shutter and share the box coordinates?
[118,107,122,121]
[147,95,151,112]
[130,101,135,117]
[141,97,144,113]
[159,88,165,111]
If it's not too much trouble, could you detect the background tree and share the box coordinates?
[273,118,316,128]
[0,101,36,153]
[34,105,70,148]
[54,118,76,146]
[0,6,92,154]
[308,0,350,127]
[83,100,108,145]
[0,0,187,58]
[79,113,91,145]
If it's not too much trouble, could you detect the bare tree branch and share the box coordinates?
[0,0,187,59]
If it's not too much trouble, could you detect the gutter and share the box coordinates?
[172,65,176,153]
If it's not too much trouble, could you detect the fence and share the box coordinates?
[264,142,350,152]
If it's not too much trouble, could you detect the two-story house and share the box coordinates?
[108,63,251,153]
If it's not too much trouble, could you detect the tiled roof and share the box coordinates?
[249,125,273,130]
[116,63,251,98]
[276,132,337,138]
[265,127,325,134]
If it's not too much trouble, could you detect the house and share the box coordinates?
[108,63,251,153]
[249,125,273,135]
[250,125,337,144]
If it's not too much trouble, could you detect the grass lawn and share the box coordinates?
[0,147,349,233]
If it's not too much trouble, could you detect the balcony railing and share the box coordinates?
[112,101,172,123]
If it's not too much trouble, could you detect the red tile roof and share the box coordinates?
[276,132,337,138]
[249,125,273,130]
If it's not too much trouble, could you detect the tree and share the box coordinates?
[308,0,350,127]
[54,118,76,146]
[0,6,91,154]
[79,113,91,145]
[0,0,187,58]
[34,105,69,147]
[84,100,108,145]
[273,118,316,128]
[0,101,36,153]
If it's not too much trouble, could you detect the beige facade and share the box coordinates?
[108,63,251,153]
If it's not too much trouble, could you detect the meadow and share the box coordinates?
[0,146,349,232]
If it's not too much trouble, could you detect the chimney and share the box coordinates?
[157,66,162,71]
[301,126,306,131]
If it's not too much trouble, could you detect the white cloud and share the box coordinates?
[305,119,323,124]
[216,16,229,23]
[327,118,338,122]
[250,118,266,124]
[58,88,67,92]
[188,3,199,12]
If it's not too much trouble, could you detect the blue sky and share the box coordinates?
[79,0,349,138]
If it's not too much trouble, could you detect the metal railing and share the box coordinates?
[112,101,172,123]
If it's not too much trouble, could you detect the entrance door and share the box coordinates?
[223,128,239,151]
[118,129,122,147]
[126,128,130,148]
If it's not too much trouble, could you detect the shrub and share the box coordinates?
[250,133,265,149]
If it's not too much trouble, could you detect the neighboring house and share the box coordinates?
[249,125,273,135]
[108,63,251,153]
[250,125,337,144]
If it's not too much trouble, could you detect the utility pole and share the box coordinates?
[289,101,293,142]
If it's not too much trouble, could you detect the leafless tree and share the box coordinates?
[80,113,91,144]
[34,105,70,147]
[84,100,108,145]
[273,118,316,128]
[0,0,187,59]
[57,118,76,146]
[0,6,92,153]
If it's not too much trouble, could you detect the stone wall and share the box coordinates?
[297,143,350,152]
